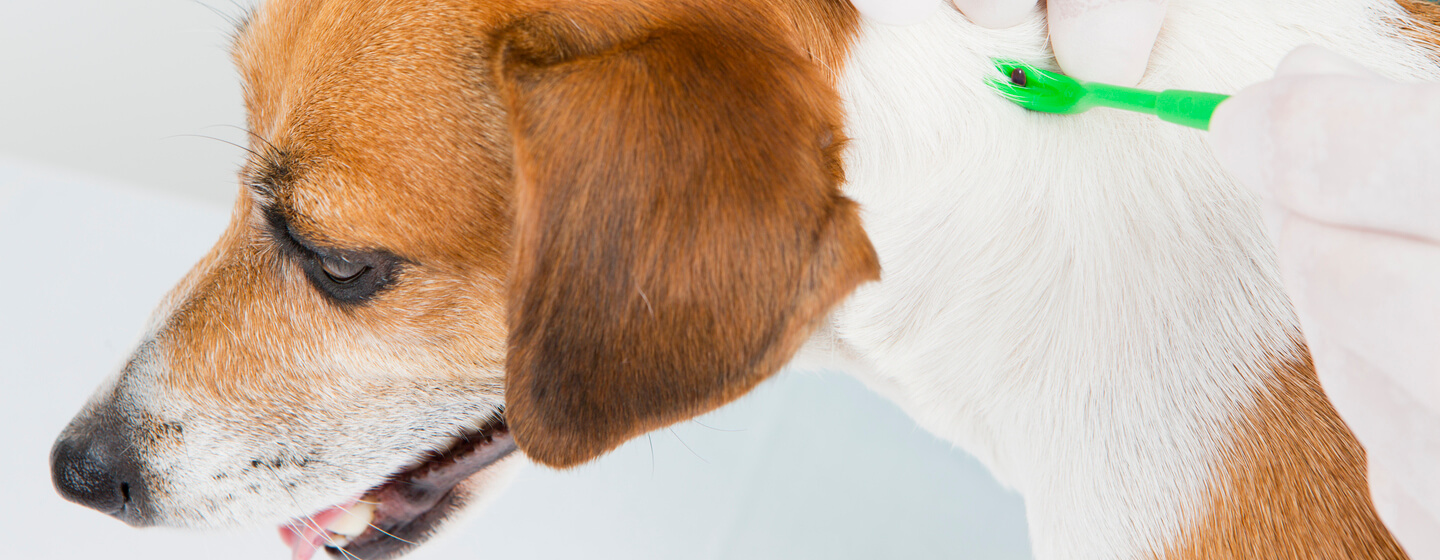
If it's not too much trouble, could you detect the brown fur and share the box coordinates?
[164,0,522,412]
[1167,345,1407,559]
[494,0,876,467]
[194,0,875,468]
[157,0,1422,551]
[1398,0,1440,54]
[1166,5,1439,555]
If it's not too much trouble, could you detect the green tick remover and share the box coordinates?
[987,59,1231,131]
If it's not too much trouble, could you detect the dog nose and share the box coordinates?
[51,433,141,519]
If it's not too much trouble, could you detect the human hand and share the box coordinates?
[1209,45,1440,558]
[849,0,1166,86]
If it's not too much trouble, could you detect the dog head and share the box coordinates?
[51,0,875,557]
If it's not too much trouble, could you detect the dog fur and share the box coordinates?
[53,0,1440,557]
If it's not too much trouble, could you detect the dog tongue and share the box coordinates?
[278,503,354,560]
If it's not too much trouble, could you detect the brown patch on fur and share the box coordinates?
[1397,0,1440,53]
[765,0,861,83]
[156,0,523,409]
[156,0,864,465]
[1166,344,1407,559]
[494,1,877,468]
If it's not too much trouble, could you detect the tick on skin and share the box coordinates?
[1009,68,1027,87]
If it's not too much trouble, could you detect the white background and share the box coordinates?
[0,2,1031,559]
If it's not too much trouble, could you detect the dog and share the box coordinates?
[50,0,1440,558]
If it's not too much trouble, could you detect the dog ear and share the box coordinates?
[493,4,878,468]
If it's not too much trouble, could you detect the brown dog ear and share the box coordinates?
[493,3,878,468]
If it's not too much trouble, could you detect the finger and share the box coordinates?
[1317,345,1440,559]
[1214,77,1440,243]
[1209,80,1280,200]
[1274,210,1440,407]
[949,0,1039,28]
[1367,463,1440,559]
[1048,0,1167,86]
[1206,46,1372,187]
[852,0,944,26]
[1310,341,1440,560]
[1279,215,1440,543]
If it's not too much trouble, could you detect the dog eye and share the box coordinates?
[320,255,368,284]
[264,207,398,303]
[301,250,398,304]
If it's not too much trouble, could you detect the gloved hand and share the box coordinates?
[1210,45,1440,559]
[850,0,1166,86]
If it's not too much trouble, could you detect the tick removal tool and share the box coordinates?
[987,59,1231,130]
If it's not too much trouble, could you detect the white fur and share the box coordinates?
[62,0,1440,555]
[99,337,508,527]
[792,0,1439,557]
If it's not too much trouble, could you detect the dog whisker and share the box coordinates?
[191,0,246,31]
[204,123,284,156]
[689,419,745,433]
[261,466,368,560]
[667,428,707,465]
[325,500,422,552]
[165,133,271,166]
[359,521,420,549]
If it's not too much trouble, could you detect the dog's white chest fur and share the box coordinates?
[800,1,1437,557]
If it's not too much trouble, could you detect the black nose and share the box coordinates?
[51,434,140,520]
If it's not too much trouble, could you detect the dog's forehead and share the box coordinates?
[233,0,513,263]
[233,0,500,104]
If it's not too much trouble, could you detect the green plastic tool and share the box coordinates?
[986,59,1230,130]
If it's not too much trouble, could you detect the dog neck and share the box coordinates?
[774,0,1433,557]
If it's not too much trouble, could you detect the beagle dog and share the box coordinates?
[50,0,1440,558]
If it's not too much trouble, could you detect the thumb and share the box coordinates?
[1208,46,1391,203]
[1048,0,1167,86]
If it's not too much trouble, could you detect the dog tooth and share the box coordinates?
[325,501,377,539]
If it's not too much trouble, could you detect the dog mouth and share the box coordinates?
[279,414,516,560]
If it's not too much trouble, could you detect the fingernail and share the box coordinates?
[949,0,1039,28]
